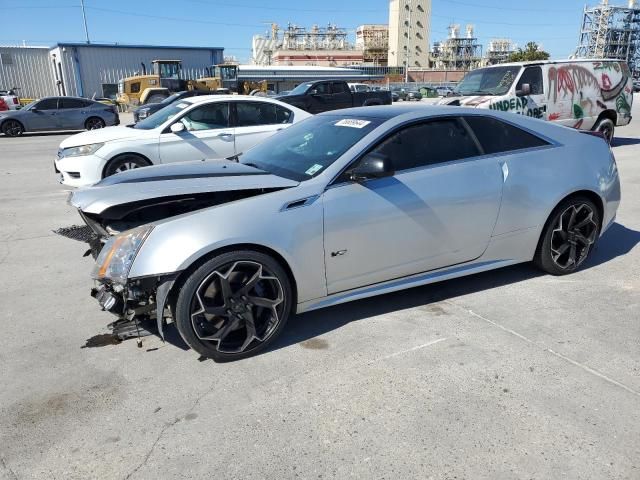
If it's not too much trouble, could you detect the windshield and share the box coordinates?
[134,101,191,129]
[287,83,313,96]
[240,115,382,181]
[454,66,521,96]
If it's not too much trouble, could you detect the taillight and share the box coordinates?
[0,99,7,111]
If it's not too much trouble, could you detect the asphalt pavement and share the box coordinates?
[0,108,638,479]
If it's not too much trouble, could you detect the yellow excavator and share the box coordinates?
[117,61,267,109]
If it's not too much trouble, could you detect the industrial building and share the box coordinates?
[251,23,362,67]
[484,39,517,66]
[430,25,482,71]
[575,0,640,75]
[0,43,224,99]
[356,25,390,66]
[388,0,432,68]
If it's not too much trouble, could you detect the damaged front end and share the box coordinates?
[89,224,178,339]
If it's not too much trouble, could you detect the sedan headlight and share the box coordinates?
[60,143,104,158]
[92,225,153,284]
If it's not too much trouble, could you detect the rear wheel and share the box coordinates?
[593,118,615,144]
[103,154,151,178]
[85,117,105,130]
[534,196,600,275]
[2,119,24,137]
[174,251,293,361]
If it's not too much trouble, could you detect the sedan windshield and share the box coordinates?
[454,66,521,96]
[134,101,191,129]
[240,115,382,181]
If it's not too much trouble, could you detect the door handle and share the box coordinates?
[217,132,233,137]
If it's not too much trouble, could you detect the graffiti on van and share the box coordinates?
[488,96,546,119]
[547,63,631,123]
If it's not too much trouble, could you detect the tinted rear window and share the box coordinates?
[465,116,549,154]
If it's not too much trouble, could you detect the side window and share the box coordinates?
[236,102,280,126]
[181,103,229,131]
[516,66,543,95]
[275,105,293,124]
[371,119,480,171]
[60,98,87,109]
[130,82,141,94]
[464,116,550,154]
[35,98,58,110]
[314,82,330,94]
[331,82,348,94]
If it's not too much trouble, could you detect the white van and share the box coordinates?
[442,59,633,142]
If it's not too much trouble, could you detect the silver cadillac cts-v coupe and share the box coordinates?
[68,105,620,361]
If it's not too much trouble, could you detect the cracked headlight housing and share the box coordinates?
[92,225,154,284]
[60,143,105,158]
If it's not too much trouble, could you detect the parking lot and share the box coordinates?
[1,106,639,479]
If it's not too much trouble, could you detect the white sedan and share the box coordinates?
[55,95,311,187]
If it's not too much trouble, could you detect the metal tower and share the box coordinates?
[575,0,640,75]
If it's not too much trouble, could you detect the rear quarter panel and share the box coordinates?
[493,120,619,241]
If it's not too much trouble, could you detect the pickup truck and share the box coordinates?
[276,80,392,114]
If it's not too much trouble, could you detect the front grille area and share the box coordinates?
[54,224,96,243]
[68,172,81,179]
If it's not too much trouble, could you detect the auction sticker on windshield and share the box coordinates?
[305,164,323,176]
[175,103,189,109]
[335,119,371,129]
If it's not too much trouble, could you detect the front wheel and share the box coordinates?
[593,118,615,144]
[534,196,600,275]
[174,251,293,361]
[2,119,24,137]
[103,155,151,178]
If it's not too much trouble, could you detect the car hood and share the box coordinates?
[69,159,299,215]
[59,125,154,148]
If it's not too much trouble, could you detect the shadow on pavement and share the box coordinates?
[612,136,640,147]
[272,222,639,354]
[119,223,638,357]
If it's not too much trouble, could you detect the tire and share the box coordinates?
[2,119,24,137]
[534,196,601,275]
[593,117,615,144]
[174,250,293,361]
[103,154,151,178]
[85,117,105,130]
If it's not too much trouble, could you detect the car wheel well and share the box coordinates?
[102,152,152,178]
[594,109,617,127]
[535,190,604,256]
[166,243,298,319]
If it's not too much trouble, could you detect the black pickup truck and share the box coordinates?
[276,80,392,114]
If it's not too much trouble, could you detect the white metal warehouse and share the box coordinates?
[0,43,224,99]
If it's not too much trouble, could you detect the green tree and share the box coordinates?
[507,42,550,62]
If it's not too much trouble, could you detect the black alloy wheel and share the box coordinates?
[2,119,24,137]
[535,196,600,275]
[85,117,106,130]
[175,251,292,361]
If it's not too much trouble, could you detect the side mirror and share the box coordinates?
[170,122,185,133]
[350,153,394,182]
[516,83,531,97]
[31,107,39,112]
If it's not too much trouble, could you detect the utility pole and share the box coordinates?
[80,0,90,44]
[405,0,412,83]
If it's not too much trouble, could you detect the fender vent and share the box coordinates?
[281,195,319,211]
